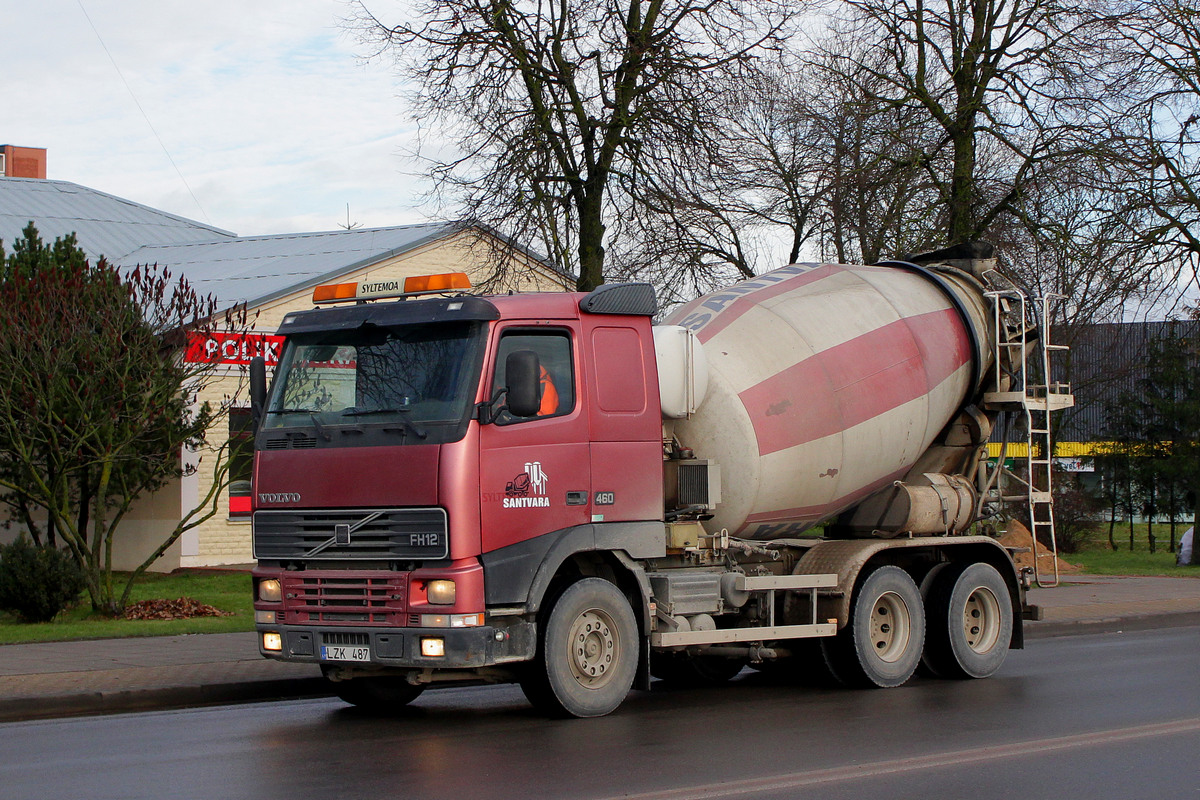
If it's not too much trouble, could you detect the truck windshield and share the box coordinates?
[262,321,484,445]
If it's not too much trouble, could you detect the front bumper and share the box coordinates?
[257,620,535,669]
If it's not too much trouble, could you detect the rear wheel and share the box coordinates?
[520,577,639,718]
[821,565,924,688]
[325,673,425,712]
[922,562,1012,679]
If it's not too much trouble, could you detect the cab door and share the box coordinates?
[583,319,664,523]
[478,324,591,553]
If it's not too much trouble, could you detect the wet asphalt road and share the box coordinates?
[4,627,1199,800]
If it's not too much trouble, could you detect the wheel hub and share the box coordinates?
[869,591,911,663]
[568,608,619,688]
[962,586,1002,654]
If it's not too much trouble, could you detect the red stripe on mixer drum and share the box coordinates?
[740,307,970,456]
[741,466,910,529]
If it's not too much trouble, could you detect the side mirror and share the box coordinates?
[249,356,267,430]
[505,350,541,418]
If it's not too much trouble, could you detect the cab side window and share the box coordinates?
[493,331,574,422]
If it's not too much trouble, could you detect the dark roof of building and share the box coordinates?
[1057,320,1200,442]
[0,177,234,262]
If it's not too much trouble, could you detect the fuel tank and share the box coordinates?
[662,260,995,539]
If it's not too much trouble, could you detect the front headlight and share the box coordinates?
[426,579,456,605]
[258,578,282,602]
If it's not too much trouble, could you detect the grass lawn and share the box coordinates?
[0,569,255,645]
[1062,521,1199,578]
[2,521,1195,645]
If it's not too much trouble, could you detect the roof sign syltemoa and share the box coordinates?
[312,272,473,304]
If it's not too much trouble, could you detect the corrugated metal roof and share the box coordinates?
[1,177,568,314]
[0,177,234,262]
[1057,320,1200,442]
[120,223,464,310]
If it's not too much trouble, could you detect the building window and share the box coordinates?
[228,409,254,517]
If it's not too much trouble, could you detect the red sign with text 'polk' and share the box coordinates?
[185,333,285,366]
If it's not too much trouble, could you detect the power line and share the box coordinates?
[76,0,212,225]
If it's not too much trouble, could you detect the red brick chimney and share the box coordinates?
[0,145,47,179]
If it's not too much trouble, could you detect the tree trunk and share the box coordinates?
[946,120,978,244]
[1107,490,1117,551]
[44,463,57,547]
[1106,462,1118,550]
[575,189,606,292]
[76,467,91,558]
[14,494,44,547]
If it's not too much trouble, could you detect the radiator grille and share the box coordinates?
[677,463,710,506]
[282,573,407,626]
[254,508,448,561]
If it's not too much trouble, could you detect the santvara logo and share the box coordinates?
[504,461,550,508]
[258,492,301,504]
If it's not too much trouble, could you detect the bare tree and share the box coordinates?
[797,40,949,263]
[611,41,945,295]
[608,64,823,304]
[821,0,1130,246]
[351,0,798,291]
[616,1,1126,283]
[1105,0,1200,298]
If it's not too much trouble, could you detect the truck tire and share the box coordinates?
[922,562,1012,679]
[326,675,425,712]
[821,565,925,688]
[519,577,638,718]
[651,651,746,686]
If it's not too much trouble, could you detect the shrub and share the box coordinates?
[0,535,86,622]
[1052,473,1104,554]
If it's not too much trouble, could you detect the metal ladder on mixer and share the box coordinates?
[983,291,1075,588]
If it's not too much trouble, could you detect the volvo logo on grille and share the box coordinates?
[302,511,385,558]
[258,492,301,504]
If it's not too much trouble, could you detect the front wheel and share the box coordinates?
[922,562,1013,679]
[822,565,925,688]
[520,577,639,718]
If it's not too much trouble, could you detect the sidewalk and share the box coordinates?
[1,574,1198,723]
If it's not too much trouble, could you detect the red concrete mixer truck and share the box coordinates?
[249,243,1071,717]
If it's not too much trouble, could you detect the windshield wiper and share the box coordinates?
[308,412,332,442]
[340,408,405,417]
[340,407,428,439]
[385,417,428,440]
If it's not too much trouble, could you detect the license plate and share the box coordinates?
[321,645,371,662]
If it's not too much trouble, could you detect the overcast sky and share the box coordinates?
[6,0,432,236]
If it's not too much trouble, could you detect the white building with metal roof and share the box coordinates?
[0,175,570,570]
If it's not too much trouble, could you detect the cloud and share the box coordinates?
[5,0,434,235]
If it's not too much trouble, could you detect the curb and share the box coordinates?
[2,613,1196,724]
[0,676,330,724]
[1024,610,1200,639]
